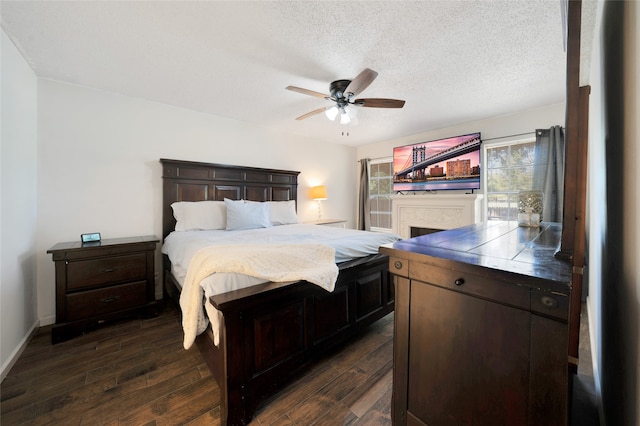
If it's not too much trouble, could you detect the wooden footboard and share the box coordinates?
[189,254,393,425]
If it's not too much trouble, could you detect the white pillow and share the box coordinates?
[266,200,298,225]
[224,199,272,231]
[171,201,226,231]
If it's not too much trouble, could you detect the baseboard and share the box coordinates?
[1,319,39,382]
[39,314,55,327]
[585,297,606,426]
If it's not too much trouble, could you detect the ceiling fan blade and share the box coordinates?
[286,86,330,99]
[353,98,406,108]
[294,107,327,121]
[344,68,378,98]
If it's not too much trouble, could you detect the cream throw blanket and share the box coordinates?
[179,243,339,349]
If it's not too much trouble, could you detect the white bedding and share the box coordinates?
[161,224,402,348]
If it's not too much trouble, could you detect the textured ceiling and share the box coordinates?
[1,1,594,146]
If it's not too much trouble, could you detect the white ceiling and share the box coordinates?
[1,1,594,147]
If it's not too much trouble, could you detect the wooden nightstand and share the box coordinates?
[47,235,160,343]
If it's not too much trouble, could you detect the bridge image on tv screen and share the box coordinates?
[393,132,481,191]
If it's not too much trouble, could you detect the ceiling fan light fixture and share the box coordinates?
[338,105,358,125]
[345,104,358,118]
[325,106,339,121]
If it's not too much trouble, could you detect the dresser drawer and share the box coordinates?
[67,253,147,290]
[410,262,530,311]
[65,280,148,321]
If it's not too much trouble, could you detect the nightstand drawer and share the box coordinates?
[65,280,148,321]
[67,253,147,290]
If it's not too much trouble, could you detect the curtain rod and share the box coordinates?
[482,131,536,142]
[483,126,565,142]
[356,133,535,162]
[357,156,389,162]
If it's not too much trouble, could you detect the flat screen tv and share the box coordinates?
[393,132,482,192]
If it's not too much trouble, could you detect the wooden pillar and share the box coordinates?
[557,0,591,373]
[557,0,583,260]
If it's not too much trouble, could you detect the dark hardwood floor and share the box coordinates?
[1,302,597,425]
[0,303,393,425]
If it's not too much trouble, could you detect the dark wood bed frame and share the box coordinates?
[160,158,394,425]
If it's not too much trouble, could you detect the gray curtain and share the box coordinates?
[357,158,371,231]
[533,126,565,223]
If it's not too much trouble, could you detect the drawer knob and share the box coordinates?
[541,295,559,309]
[454,278,465,286]
[394,261,403,270]
[101,296,120,304]
[101,267,118,273]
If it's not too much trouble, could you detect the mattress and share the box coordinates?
[161,224,402,347]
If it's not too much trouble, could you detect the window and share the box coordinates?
[485,139,536,220]
[369,159,393,230]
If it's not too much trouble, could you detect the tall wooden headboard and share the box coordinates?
[160,158,300,239]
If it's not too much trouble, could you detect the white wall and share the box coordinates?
[585,1,639,424]
[1,29,39,378]
[585,0,606,413]
[35,79,357,326]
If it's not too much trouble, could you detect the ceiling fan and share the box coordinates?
[286,68,405,124]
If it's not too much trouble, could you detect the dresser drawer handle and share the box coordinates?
[394,261,403,270]
[540,295,559,309]
[101,267,118,273]
[101,296,120,304]
[454,278,465,286]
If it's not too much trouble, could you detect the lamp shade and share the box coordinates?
[325,106,339,121]
[310,185,327,200]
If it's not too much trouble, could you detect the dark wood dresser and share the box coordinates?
[379,221,573,426]
[48,235,160,343]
